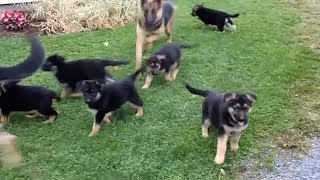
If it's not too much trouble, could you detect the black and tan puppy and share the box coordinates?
[42,54,128,98]
[78,69,144,137]
[136,0,175,70]
[142,43,192,89]
[185,83,256,164]
[191,4,239,32]
[0,82,60,125]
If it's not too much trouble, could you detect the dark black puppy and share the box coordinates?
[0,82,60,125]
[142,43,193,89]
[42,54,129,98]
[191,4,239,32]
[185,83,256,164]
[78,68,144,137]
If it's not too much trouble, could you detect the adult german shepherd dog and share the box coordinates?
[135,0,175,70]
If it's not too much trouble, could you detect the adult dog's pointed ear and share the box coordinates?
[246,94,257,103]
[224,93,236,102]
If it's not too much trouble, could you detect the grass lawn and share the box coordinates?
[1,0,319,179]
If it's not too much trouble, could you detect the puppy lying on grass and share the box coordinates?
[185,83,256,164]
[42,54,129,98]
[78,68,144,137]
[142,43,193,89]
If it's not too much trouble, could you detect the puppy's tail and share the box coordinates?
[99,60,129,67]
[226,13,240,18]
[0,36,45,81]
[185,83,210,97]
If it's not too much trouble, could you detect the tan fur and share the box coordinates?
[89,122,101,137]
[135,106,144,116]
[136,0,175,70]
[1,115,10,124]
[214,133,228,164]
[103,112,113,124]
[0,132,22,168]
[202,118,211,138]
[142,74,154,89]
[230,132,242,151]
[43,115,57,124]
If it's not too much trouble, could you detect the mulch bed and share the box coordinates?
[0,24,41,37]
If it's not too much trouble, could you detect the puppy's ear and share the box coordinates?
[224,93,236,102]
[246,94,257,103]
[141,0,146,6]
[156,55,166,61]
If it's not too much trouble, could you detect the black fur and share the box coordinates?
[79,69,144,136]
[42,54,129,94]
[0,83,60,123]
[191,4,239,32]
[146,43,193,75]
[185,83,256,135]
[0,36,45,81]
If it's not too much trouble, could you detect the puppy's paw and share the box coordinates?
[135,108,144,117]
[167,39,172,43]
[88,133,95,137]
[214,155,225,165]
[202,133,209,138]
[230,143,239,151]
[142,85,150,89]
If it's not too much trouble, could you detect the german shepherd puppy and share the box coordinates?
[142,43,192,89]
[135,0,175,70]
[0,82,60,125]
[191,4,239,32]
[42,54,128,98]
[78,69,144,137]
[185,83,256,164]
[0,36,45,81]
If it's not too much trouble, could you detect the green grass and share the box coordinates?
[1,0,319,179]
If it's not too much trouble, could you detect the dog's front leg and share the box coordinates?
[88,111,105,137]
[214,133,229,164]
[230,132,242,151]
[136,25,146,70]
[142,74,153,89]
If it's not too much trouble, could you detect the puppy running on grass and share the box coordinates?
[185,83,257,164]
[142,43,193,89]
[191,4,239,32]
[78,69,144,137]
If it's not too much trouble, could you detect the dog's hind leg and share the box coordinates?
[103,112,113,124]
[230,132,241,151]
[217,24,225,32]
[40,107,58,124]
[201,118,211,138]
[225,18,236,31]
[128,90,144,117]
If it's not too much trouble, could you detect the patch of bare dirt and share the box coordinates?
[0,23,41,37]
